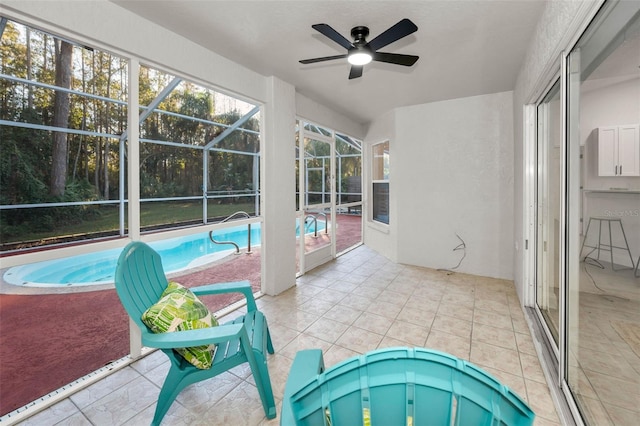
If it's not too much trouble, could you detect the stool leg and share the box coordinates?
[597,219,603,262]
[580,218,593,261]
[608,219,615,270]
[613,219,635,272]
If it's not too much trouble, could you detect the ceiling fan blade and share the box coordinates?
[367,18,418,51]
[349,65,363,79]
[299,54,348,64]
[312,23,354,50]
[373,52,419,66]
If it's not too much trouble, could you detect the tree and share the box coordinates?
[50,40,73,197]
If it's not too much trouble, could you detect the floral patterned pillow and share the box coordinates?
[141,281,219,369]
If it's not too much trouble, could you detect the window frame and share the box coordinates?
[370,140,390,225]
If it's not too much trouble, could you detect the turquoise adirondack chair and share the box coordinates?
[282,347,535,426]
[114,241,276,425]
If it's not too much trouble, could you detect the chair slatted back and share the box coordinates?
[114,241,169,330]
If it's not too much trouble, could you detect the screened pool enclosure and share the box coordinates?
[0,17,263,251]
[0,17,363,418]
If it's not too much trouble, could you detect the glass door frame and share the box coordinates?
[297,119,337,274]
[534,76,563,361]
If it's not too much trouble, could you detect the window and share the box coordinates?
[0,18,260,252]
[371,141,389,224]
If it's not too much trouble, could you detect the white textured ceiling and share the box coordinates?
[112,0,548,124]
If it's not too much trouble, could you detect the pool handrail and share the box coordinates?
[210,211,254,254]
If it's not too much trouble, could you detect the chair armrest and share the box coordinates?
[281,349,325,425]
[141,323,245,349]
[192,280,257,312]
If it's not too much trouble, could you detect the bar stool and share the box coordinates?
[580,217,635,271]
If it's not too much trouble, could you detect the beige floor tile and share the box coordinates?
[472,322,518,351]
[519,352,546,384]
[431,314,472,339]
[386,279,419,295]
[353,311,392,335]
[323,344,360,368]
[474,364,527,401]
[279,333,333,360]
[511,315,531,334]
[335,325,384,354]
[176,371,243,410]
[297,298,336,316]
[338,293,374,311]
[396,305,436,327]
[378,335,415,349]
[385,320,429,347]
[269,308,319,332]
[404,294,439,312]
[314,288,349,304]
[266,322,299,351]
[364,299,402,319]
[327,280,360,293]
[525,379,560,423]
[378,289,410,306]
[323,304,362,325]
[473,307,514,331]
[470,341,521,376]
[81,376,159,425]
[351,284,382,299]
[441,291,475,307]
[17,399,82,426]
[425,329,470,360]
[474,297,509,314]
[202,381,270,425]
[411,285,445,301]
[514,332,537,356]
[437,301,474,322]
[303,318,349,343]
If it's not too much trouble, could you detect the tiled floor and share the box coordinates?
[17,246,560,425]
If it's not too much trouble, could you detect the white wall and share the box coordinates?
[296,93,366,140]
[394,92,515,279]
[262,77,298,295]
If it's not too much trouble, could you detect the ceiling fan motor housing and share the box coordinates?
[351,26,370,46]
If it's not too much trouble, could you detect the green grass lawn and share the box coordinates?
[1,201,256,247]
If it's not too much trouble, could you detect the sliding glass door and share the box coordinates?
[564,3,640,424]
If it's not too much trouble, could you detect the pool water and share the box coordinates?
[3,224,261,287]
[4,219,326,287]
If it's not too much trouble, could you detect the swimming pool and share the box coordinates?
[3,224,261,288]
[4,218,326,288]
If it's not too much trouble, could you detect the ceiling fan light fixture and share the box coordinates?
[348,51,372,65]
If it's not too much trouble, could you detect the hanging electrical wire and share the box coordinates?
[438,233,466,275]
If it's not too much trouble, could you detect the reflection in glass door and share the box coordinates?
[565,3,640,424]
[536,80,562,347]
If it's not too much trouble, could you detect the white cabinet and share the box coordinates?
[597,125,640,176]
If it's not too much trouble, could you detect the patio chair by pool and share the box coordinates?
[115,241,276,425]
[281,347,534,426]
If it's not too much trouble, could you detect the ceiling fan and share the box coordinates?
[299,18,419,79]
